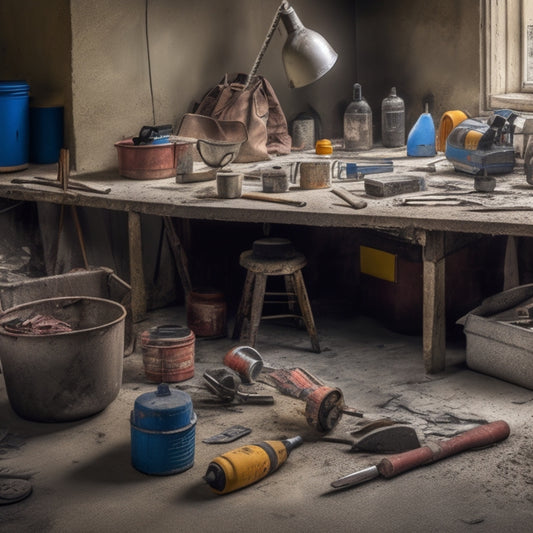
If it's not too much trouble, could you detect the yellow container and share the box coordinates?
[315,138,333,155]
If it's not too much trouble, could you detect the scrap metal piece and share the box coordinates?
[202,425,252,444]
[203,368,274,405]
[0,478,32,506]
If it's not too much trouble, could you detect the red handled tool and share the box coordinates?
[331,420,510,489]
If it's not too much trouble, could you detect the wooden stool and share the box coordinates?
[232,248,321,353]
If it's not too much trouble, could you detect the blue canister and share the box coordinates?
[130,383,196,475]
[30,105,64,164]
[0,81,30,171]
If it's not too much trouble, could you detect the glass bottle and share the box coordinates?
[343,83,372,151]
[381,87,405,147]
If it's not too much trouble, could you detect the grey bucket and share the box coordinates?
[0,296,126,422]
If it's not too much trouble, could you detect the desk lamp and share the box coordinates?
[244,1,338,90]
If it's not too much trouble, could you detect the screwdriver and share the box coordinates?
[204,436,303,494]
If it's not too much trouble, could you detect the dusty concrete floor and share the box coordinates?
[0,305,532,532]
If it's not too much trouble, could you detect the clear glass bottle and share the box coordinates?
[381,87,405,147]
[343,83,372,151]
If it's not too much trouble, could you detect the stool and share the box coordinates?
[232,242,321,353]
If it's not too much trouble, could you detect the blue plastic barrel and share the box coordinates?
[130,383,196,475]
[0,81,30,171]
[30,106,64,164]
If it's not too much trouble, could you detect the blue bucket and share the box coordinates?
[0,81,30,171]
[130,383,196,475]
[30,106,64,164]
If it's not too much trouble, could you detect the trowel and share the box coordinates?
[321,419,421,454]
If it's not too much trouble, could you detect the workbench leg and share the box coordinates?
[128,211,147,323]
[422,231,446,373]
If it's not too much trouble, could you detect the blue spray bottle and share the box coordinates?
[407,102,436,157]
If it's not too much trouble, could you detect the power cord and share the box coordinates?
[145,0,156,125]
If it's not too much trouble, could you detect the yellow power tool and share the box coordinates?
[203,436,303,494]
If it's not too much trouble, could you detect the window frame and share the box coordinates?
[483,0,533,112]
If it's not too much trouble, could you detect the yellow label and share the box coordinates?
[464,130,483,150]
[360,246,397,282]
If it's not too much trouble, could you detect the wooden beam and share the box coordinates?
[422,231,446,373]
[128,211,147,322]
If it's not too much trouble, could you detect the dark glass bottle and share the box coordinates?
[343,83,372,151]
[381,87,405,147]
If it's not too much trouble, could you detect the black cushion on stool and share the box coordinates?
[252,238,296,259]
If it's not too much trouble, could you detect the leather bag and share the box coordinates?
[191,73,292,163]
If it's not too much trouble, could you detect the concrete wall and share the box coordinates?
[355,0,482,137]
[0,0,484,172]
[69,0,356,172]
[0,0,73,150]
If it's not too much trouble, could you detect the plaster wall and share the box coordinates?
[0,1,484,172]
[0,0,72,152]
[355,0,482,136]
[69,0,356,173]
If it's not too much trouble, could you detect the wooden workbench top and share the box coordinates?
[1,147,533,238]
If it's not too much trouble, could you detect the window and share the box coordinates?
[523,0,533,91]
[484,0,533,112]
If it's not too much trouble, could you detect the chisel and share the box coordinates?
[330,420,510,490]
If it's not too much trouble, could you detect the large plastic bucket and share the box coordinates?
[0,81,30,171]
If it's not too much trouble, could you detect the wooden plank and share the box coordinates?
[423,231,446,373]
[128,211,147,323]
[163,216,192,297]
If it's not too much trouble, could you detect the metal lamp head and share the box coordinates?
[280,4,338,88]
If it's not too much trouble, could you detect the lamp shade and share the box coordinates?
[280,5,338,88]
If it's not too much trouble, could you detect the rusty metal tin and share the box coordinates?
[186,289,227,338]
[223,346,264,383]
[141,325,195,383]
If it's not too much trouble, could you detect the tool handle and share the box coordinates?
[241,192,306,208]
[331,188,367,209]
[378,420,510,479]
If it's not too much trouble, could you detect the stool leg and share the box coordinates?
[284,275,297,315]
[292,270,321,353]
[247,273,267,347]
[232,270,255,340]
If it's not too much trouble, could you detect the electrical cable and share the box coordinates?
[145,0,156,125]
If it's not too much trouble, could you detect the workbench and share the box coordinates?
[1,146,532,373]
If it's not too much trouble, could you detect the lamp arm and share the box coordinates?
[244,1,290,90]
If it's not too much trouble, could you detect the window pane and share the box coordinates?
[523,0,533,90]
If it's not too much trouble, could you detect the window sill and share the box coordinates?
[489,93,533,113]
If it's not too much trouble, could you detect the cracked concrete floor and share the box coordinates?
[0,306,532,532]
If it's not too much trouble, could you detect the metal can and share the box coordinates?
[186,289,227,338]
[141,325,195,383]
[130,383,196,475]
